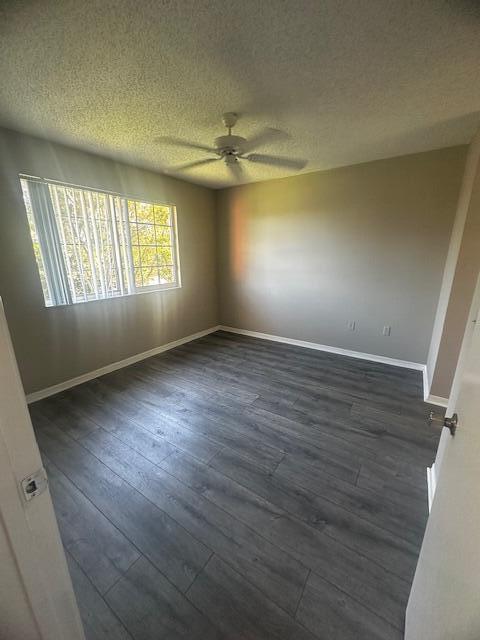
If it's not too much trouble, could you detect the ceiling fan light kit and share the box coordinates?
[157,113,307,181]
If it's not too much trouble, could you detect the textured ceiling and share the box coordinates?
[1,0,480,188]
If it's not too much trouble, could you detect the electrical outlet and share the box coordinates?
[383,325,391,336]
[347,320,356,331]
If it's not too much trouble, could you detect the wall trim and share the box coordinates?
[425,394,449,408]
[26,325,221,404]
[422,365,449,407]
[219,325,425,370]
[422,366,430,401]
[26,322,450,408]
[427,463,436,512]
[219,326,450,408]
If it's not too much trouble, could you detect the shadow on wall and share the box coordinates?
[217,146,467,364]
[231,197,248,280]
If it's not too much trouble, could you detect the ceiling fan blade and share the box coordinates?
[227,159,245,181]
[169,157,220,172]
[155,136,218,154]
[245,153,306,170]
[240,128,289,154]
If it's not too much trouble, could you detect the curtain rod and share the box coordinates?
[18,174,176,208]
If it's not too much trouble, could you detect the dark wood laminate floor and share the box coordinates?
[29,330,442,640]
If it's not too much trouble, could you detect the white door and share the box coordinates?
[0,298,85,640]
[405,279,480,639]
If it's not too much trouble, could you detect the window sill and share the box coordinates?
[43,283,182,309]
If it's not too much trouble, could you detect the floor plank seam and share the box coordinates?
[270,452,286,474]
[298,568,406,634]
[184,550,216,596]
[102,555,144,599]
[67,550,135,639]
[138,447,314,574]
[71,397,421,580]
[41,450,152,572]
[254,400,432,470]
[354,463,362,486]
[205,448,223,467]
[272,465,423,551]
[71,431,217,571]
[294,568,311,617]
[31,331,438,640]
[39,429,215,598]
[39,431,224,612]
[223,461,418,581]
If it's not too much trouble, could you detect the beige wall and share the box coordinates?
[429,131,480,398]
[0,127,470,395]
[216,147,466,364]
[0,128,218,394]
[425,130,480,398]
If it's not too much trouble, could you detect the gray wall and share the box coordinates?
[0,129,468,395]
[216,147,466,363]
[0,128,218,394]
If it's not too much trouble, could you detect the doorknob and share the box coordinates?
[428,411,458,436]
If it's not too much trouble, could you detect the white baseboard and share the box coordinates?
[219,325,425,371]
[27,322,450,409]
[422,366,430,401]
[219,326,451,408]
[26,325,221,404]
[425,394,449,408]
[427,463,436,512]
[422,364,449,407]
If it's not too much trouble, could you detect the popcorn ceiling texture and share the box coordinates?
[0,0,479,188]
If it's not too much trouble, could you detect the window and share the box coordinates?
[20,177,180,307]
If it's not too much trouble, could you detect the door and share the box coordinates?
[405,279,480,639]
[0,298,85,640]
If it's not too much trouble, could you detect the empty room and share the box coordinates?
[1,2,480,639]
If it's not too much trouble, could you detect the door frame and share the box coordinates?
[0,297,85,640]
[427,271,480,509]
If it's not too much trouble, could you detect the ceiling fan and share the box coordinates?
[156,113,307,180]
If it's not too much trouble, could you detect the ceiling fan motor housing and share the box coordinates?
[224,154,239,165]
[222,112,238,129]
[215,135,246,156]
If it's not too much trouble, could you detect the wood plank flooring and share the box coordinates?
[29,330,442,640]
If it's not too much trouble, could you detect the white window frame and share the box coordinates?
[20,175,181,307]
